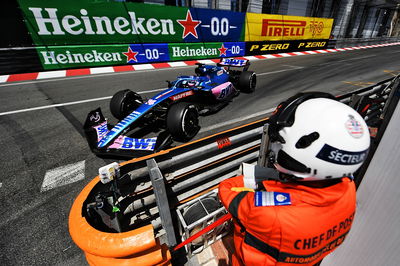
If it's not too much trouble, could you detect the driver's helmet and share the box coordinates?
[181,79,198,88]
[267,92,370,181]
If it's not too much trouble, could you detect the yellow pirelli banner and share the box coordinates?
[245,13,334,41]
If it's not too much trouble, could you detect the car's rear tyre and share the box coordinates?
[167,103,200,141]
[110,89,143,120]
[238,71,256,93]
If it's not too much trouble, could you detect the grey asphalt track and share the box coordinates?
[0,46,399,265]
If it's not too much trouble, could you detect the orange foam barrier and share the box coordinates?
[69,176,171,265]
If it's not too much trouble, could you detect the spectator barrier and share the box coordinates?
[69,75,400,264]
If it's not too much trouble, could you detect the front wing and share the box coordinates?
[84,108,172,158]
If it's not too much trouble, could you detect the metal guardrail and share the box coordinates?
[84,75,400,250]
[333,37,400,48]
[176,189,229,256]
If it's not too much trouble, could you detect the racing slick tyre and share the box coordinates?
[167,103,200,141]
[110,89,143,120]
[238,71,256,93]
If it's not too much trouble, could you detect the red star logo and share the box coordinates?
[218,44,228,56]
[177,10,201,39]
[123,47,138,63]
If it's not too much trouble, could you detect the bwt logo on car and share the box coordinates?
[261,19,306,37]
[121,138,157,150]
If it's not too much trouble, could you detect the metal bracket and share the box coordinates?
[258,123,270,167]
[147,158,177,247]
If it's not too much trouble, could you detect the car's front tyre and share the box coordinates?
[110,89,143,120]
[167,103,200,141]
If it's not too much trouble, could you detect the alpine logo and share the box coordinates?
[89,112,101,122]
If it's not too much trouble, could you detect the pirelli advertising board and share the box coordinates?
[245,13,333,41]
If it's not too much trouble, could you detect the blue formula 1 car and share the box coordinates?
[84,58,256,158]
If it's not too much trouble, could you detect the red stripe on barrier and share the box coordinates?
[7,72,39,82]
[254,55,267,59]
[174,213,232,251]
[113,65,135,72]
[152,63,171,69]
[66,68,91,76]
[184,60,200,66]
[2,43,398,84]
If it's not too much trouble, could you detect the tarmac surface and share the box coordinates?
[1,45,400,265]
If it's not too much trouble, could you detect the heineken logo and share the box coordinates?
[171,44,228,58]
[40,50,122,65]
[28,7,202,40]
[38,42,231,66]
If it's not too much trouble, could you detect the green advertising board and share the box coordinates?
[169,43,227,61]
[17,0,188,45]
[36,42,241,70]
[37,45,129,70]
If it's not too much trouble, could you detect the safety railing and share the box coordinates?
[69,74,400,264]
[176,189,229,257]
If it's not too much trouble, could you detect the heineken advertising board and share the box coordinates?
[169,42,245,61]
[17,0,245,45]
[37,42,245,70]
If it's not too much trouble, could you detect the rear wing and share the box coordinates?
[218,58,250,71]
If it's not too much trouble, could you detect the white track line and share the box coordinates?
[0,66,191,88]
[0,66,303,116]
[199,108,276,133]
[0,88,167,116]
[258,66,303,76]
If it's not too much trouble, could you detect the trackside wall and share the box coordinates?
[3,0,334,74]
[322,93,400,265]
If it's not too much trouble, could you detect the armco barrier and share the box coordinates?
[69,75,400,264]
[334,37,400,48]
[68,177,171,265]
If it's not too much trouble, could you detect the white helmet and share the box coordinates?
[267,92,370,180]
